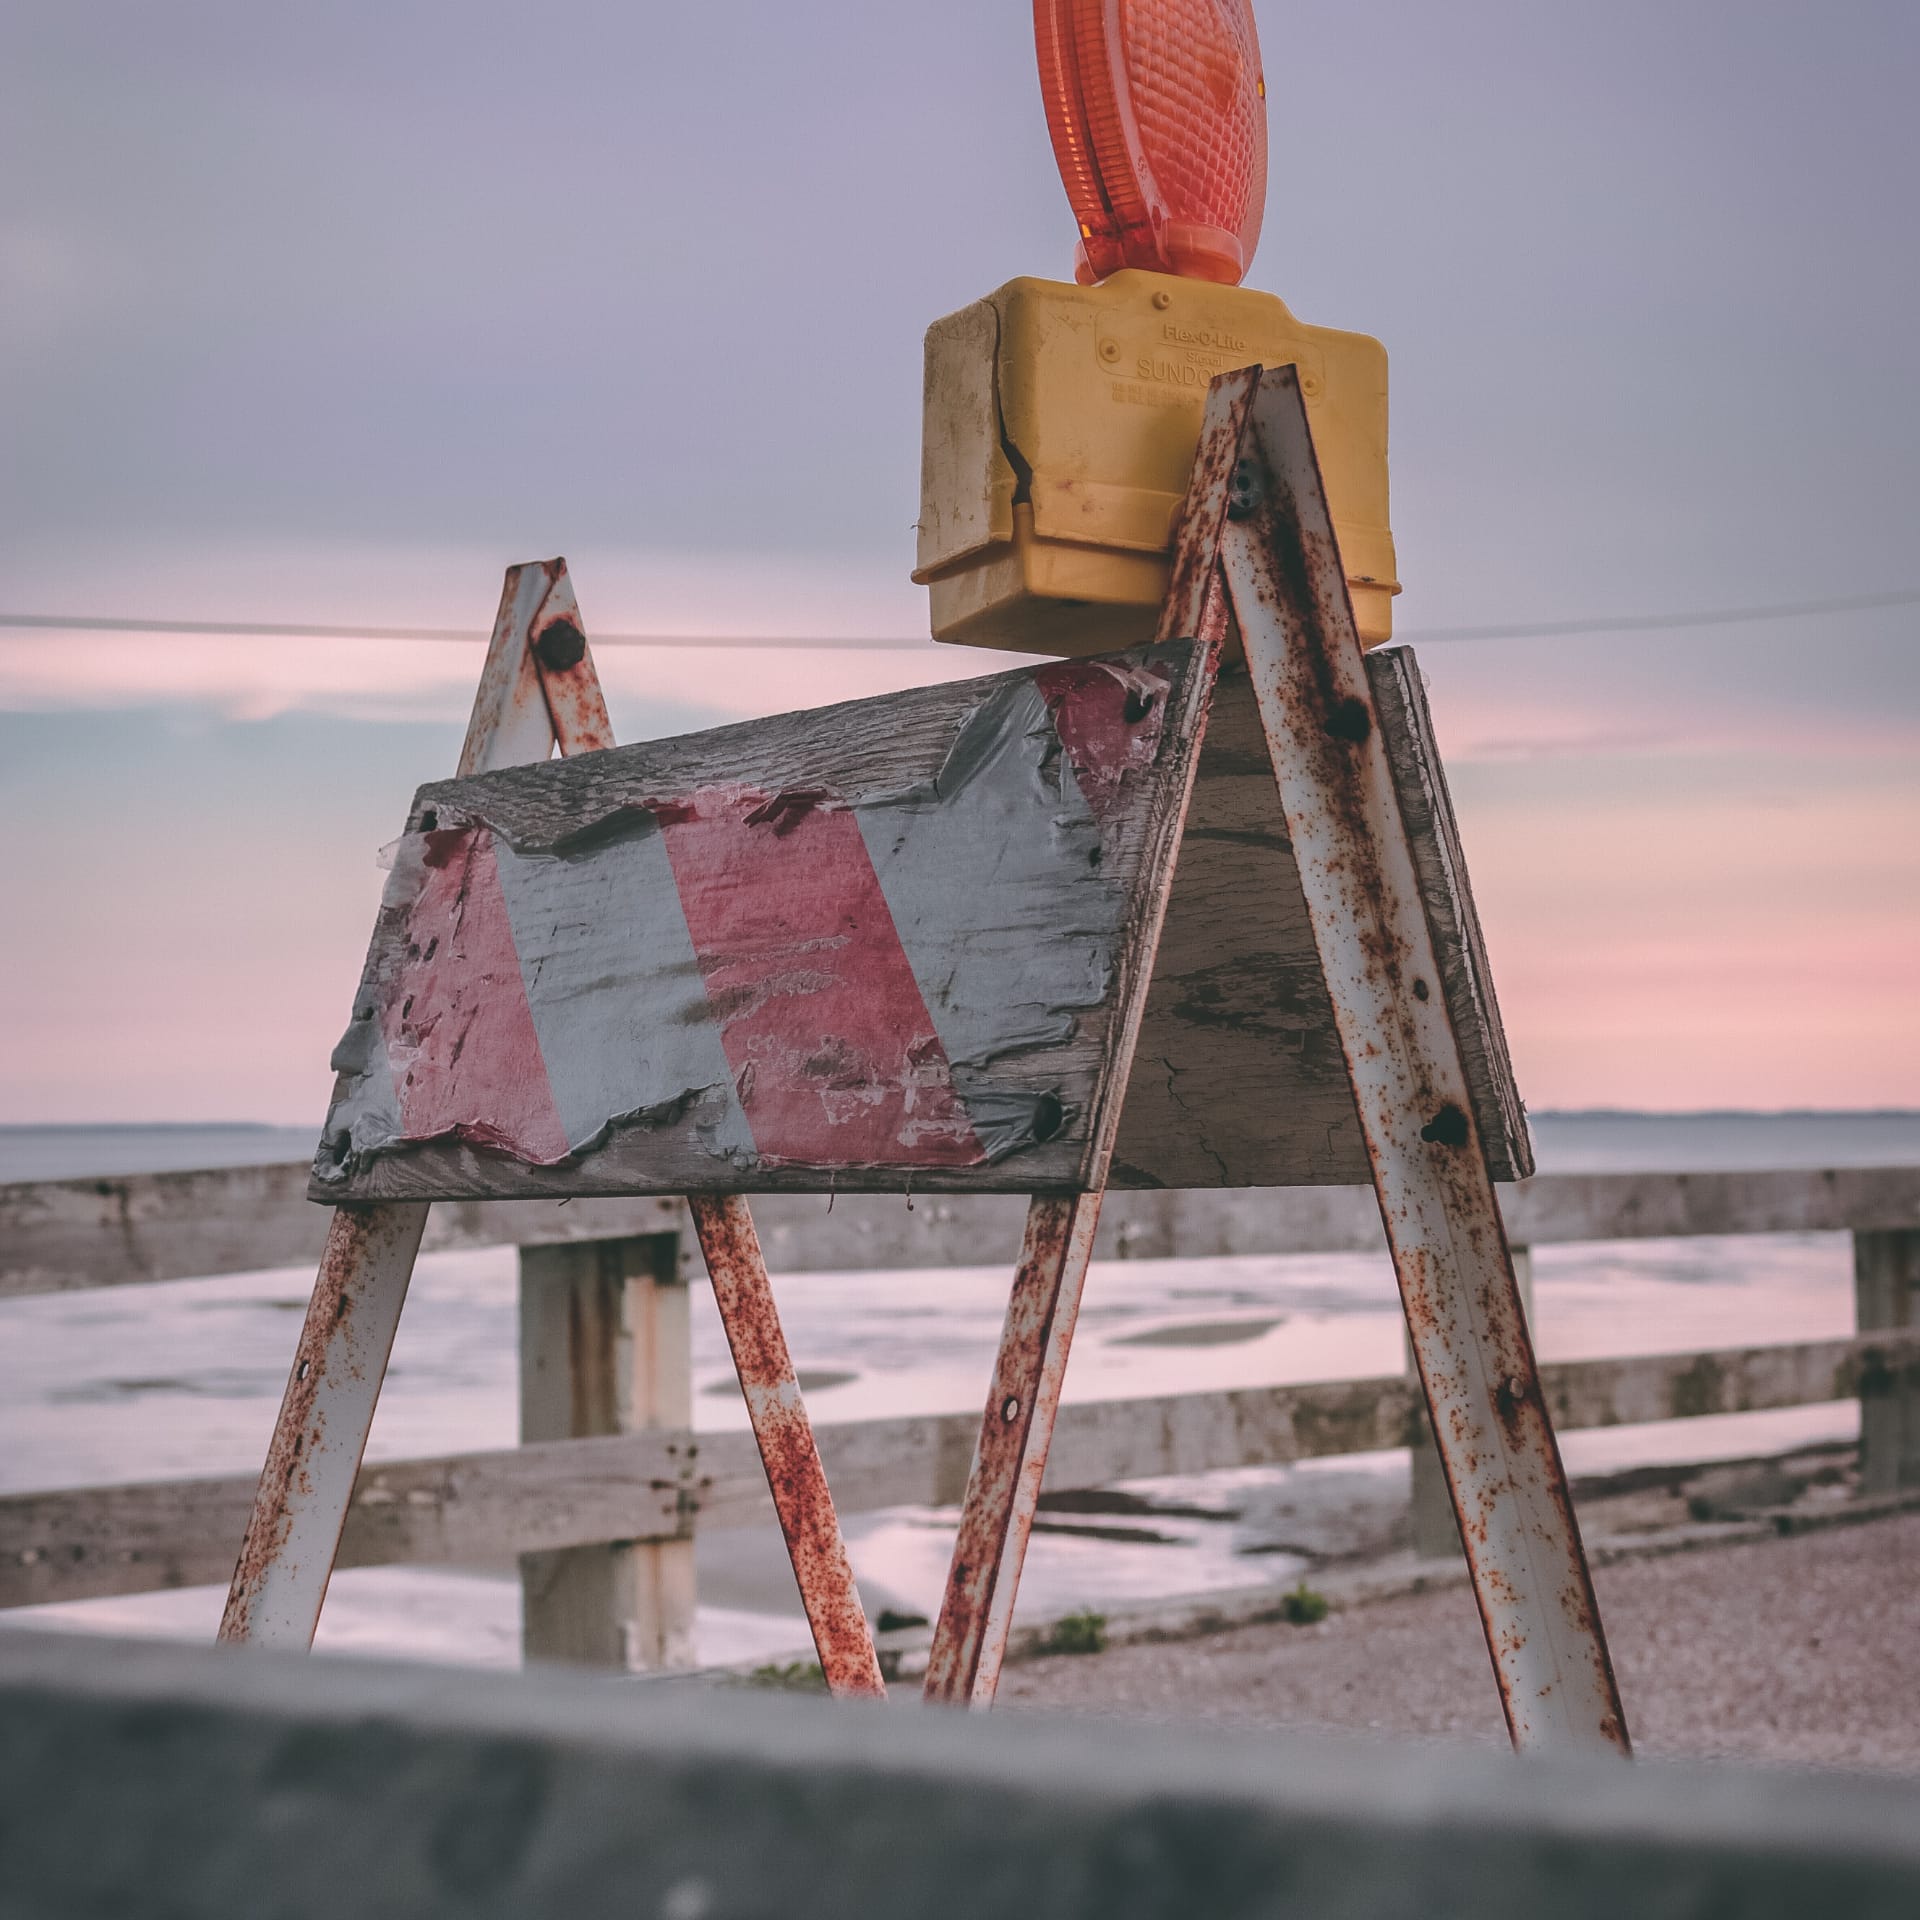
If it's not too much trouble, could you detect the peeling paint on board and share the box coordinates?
[660,786,983,1169]
[315,644,1202,1196]
[856,674,1119,1087]
[1217,366,1628,1756]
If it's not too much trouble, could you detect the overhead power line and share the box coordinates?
[0,587,1913,651]
[1402,587,1920,643]
[0,613,920,650]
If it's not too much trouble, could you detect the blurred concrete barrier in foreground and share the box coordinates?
[3,1631,1919,1918]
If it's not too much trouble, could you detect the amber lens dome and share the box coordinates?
[1034,0,1267,285]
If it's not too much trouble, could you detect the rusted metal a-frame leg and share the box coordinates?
[925,399,1248,1708]
[1215,367,1627,1753]
[926,368,1629,1755]
[221,565,883,1697]
[921,1192,1102,1704]
[220,561,611,1646]
[691,1196,883,1695]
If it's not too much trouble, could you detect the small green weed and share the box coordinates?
[1043,1608,1108,1655]
[1279,1581,1329,1625]
[746,1660,827,1691]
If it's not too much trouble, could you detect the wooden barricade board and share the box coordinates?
[1112,649,1528,1188]
[313,641,1526,1204]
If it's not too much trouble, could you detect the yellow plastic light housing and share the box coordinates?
[913,270,1398,656]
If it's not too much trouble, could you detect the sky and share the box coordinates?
[2,0,1915,1125]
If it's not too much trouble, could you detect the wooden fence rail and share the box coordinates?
[6,1163,1918,1297]
[8,1328,1920,1613]
[3,1162,1917,1659]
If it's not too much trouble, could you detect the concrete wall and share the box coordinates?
[2,1630,1918,1918]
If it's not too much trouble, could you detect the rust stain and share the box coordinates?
[923,1191,1099,1707]
[1156,367,1262,650]
[533,616,587,674]
[527,557,615,758]
[218,1204,416,1643]
[689,1193,884,1699]
[459,567,548,778]
[1221,366,1628,1757]
[227,557,618,1648]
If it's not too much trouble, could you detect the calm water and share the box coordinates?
[3,1111,1915,1668]
[8,1108,1920,1184]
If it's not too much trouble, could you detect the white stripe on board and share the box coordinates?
[492,821,757,1163]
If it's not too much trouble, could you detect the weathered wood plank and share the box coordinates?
[6,1165,1919,1297]
[313,644,1213,1200]
[1538,1331,1920,1431]
[1110,657,1529,1187]
[9,1330,1917,1609]
[1112,666,1359,1186]
[1852,1228,1920,1495]
[346,1436,688,1571]
[0,1435,690,1610]
[1367,647,1531,1178]
[0,1163,677,1296]
[518,1233,697,1670]
[1500,1167,1920,1248]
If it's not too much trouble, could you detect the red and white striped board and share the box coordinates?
[315,644,1214,1200]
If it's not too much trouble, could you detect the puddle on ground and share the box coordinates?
[1108,1317,1286,1349]
[702,1367,861,1397]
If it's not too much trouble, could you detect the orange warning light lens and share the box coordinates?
[1034,0,1267,286]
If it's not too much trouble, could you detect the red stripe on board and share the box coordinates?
[658,789,982,1168]
[382,827,571,1164]
[1034,658,1171,824]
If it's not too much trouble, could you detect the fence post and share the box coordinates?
[1407,1245,1534,1560]
[1855,1228,1920,1496]
[518,1232,696,1669]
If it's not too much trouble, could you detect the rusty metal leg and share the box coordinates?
[219,1202,429,1646]
[688,1193,884,1699]
[1218,367,1628,1755]
[220,559,613,1653]
[924,1190,1103,1708]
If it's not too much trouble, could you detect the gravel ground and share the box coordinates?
[998,1510,1920,1773]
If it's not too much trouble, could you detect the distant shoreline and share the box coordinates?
[5,1108,1916,1134]
[3,1111,1917,1185]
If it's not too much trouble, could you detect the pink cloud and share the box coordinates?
[0,537,1012,727]
[3,538,1912,1120]
[1461,760,1920,1109]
